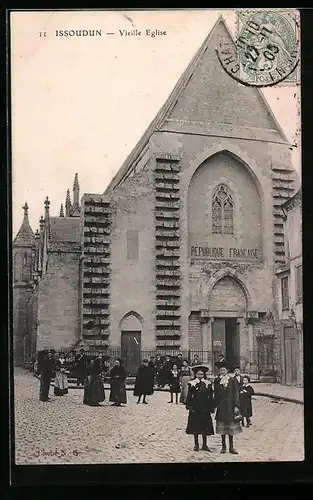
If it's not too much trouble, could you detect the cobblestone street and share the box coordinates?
[14,370,304,465]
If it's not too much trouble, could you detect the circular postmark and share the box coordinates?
[216,11,299,87]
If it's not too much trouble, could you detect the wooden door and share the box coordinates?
[284,326,298,384]
[257,336,274,377]
[121,331,141,376]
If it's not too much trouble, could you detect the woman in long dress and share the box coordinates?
[109,358,127,406]
[213,362,242,454]
[134,359,154,404]
[54,352,69,396]
[179,359,193,404]
[83,358,106,407]
[185,365,215,451]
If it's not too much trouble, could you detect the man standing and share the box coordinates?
[75,348,87,387]
[162,355,173,387]
[176,353,183,370]
[148,356,156,386]
[39,351,55,402]
[155,354,163,388]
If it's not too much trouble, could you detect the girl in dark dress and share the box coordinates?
[239,375,255,427]
[213,363,242,454]
[185,366,215,452]
[109,359,127,406]
[134,359,154,404]
[83,358,106,407]
[54,352,69,396]
[168,364,181,404]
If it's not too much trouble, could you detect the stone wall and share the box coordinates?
[36,250,80,350]
[13,286,33,365]
[109,159,156,349]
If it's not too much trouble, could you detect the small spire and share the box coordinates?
[60,204,64,217]
[65,189,71,217]
[73,173,79,190]
[73,173,80,212]
[35,229,40,238]
[44,196,51,238]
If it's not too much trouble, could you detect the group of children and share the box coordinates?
[184,363,255,454]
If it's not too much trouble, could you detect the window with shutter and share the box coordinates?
[281,276,289,311]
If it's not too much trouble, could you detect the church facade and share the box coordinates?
[13,19,300,379]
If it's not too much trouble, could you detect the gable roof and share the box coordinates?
[105,16,288,192]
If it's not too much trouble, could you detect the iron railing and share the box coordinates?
[31,348,276,380]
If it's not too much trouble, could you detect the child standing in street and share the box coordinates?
[239,375,255,427]
[168,364,181,404]
[185,365,215,452]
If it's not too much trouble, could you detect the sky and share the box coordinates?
[11,9,301,237]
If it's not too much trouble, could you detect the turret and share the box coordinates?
[13,202,36,284]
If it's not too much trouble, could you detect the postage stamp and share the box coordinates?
[217,9,300,87]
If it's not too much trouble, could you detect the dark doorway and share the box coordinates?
[121,331,141,376]
[212,317,240,371]
[225,318,240,371]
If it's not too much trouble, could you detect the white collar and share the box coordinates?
[189,378,210,387]
[219,374,230,387]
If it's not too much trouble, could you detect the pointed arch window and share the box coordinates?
[23,251,28,266]
[212,185,234,235]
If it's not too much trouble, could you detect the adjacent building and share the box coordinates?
[275,188,303,385]
[13,18,301,380]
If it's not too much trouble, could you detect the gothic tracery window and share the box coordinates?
[212,185,234,235]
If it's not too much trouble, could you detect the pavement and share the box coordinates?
[252,383,303,404]
[14,369,304,465]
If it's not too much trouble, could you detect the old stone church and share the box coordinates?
[13,18,301,379]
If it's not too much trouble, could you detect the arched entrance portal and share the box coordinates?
[120,312,143,375]
[209,276,247,371]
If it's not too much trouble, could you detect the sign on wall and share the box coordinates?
[190,245,261,261]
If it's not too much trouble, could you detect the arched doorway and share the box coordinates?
[209,276,247,371]
[120,312,143,375]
